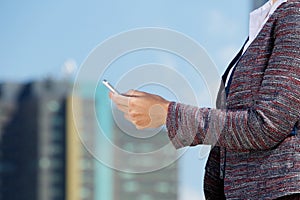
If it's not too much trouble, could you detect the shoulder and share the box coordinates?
[285,0,300,7]
[277,0,300,15]
[273,0,300,33]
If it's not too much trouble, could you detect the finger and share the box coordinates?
[134,118,151,130]
[109,92,113,99]
[116,104,129,113]
[111,93,130,107]
[136,124,148,130]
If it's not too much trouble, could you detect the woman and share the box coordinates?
[110,0,300,199]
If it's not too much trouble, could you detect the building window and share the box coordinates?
[154,182,169,193]
[122,181,139,192]
[47,101,60,112]
[80,188,91,199]
[138,194,153,200]
[39,157,51,169]
[120,172,134,180]
[50,158,63,168]
[50,187,63,198]
[80,159,92,170]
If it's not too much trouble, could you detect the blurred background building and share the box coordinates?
[253,0,268,9]
[0,80,69,200]
[110,120,178,200]
[0,80,178,200]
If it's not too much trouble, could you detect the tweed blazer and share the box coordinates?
[166,1,300,199]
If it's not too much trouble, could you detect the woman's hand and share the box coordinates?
[109,90,170,129]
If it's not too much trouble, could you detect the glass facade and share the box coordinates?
[0,81,67,200]
[93,85,178,200]
[253,0,268,9]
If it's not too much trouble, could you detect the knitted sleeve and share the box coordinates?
[166,2,300,151]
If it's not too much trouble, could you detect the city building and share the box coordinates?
[66,95,96,200]
[112,130,178,200]
[0,80,96,200]
[0,79,179,200]
[0,80,68,200]
[253,0,268,9]
[0,83,22,137]
[95,84,179,200]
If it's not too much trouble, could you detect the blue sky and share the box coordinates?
[0,0,251,81]
[0,0,252,199]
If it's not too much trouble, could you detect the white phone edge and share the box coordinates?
[102,79,120,95]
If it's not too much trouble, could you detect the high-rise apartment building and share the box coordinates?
[0,80,96,200]
[0,83,21,137]
[0,80,68,200]
[253,0,268,9]
[66,96,96,200]
[95,85,179,200]
[0,80,179,200]
[112,127,178,200]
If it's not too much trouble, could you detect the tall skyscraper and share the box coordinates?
[0,80,68,200]
[0,80,179,200]
[65,96,96,200]
[112,128,178,200]
[253,0,268,9]
[0,83,22,137]
[95,85,179,200]
[0,80,96,200]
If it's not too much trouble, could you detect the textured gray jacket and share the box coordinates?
[166,1,300,199]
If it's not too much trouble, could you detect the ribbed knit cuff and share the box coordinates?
[166,102,185,149]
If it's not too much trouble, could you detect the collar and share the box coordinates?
[245,0,287,52]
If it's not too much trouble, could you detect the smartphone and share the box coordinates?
[102,79,120,95]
